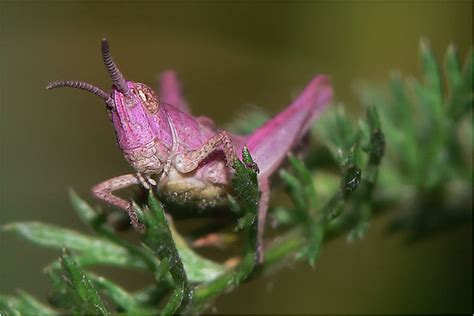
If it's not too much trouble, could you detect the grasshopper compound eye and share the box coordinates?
[130,83,160,114]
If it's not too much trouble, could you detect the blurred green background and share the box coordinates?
[2,1,472,313]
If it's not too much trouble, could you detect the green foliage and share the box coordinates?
[168,222,227,283]
[2,40,472,315]
[0,291,57,315]
[360,40,472,240]
[55,249,109,315]
[134,192,192,315]
[280,155,323,265]
[231,146,260,230]
[3,222,148,270]
[189,146,260,313]
[2,147,261,315]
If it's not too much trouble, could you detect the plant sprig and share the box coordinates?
[2,40,472,315]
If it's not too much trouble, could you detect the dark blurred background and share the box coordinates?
[2,1,472,313]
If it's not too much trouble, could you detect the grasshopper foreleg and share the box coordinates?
[92,174,144,229]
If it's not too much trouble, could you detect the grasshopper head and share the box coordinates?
[47,38,165,172]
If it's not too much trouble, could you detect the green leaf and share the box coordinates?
[413,40,449,188]
[388,72,412,124]
[272,206,299,226]
[69,189,96,224]
[69,192,165,282]
[169,220,227,283]
[419,39,444,122]
[231,146,260,231]
[232,148,259,261]
[445,45,473,121]
[18,291,57,315]
[452,47,474,120]
[280,155,325,266]
[88,273,154,314]
[279,169,306,213]
[288,155,318,211]
[326,199,345,221]
[59,248,109,315]
[47,267,73,310]
[317,105,362,168]
[462,48,472,85]
[191,148,260,311]
[4,222,120,255]
[445,44,463,93]
[1,292,57,315]
[301,224,324,267]
[4,222,147,270]
[133,285,173,307]
[1,295,22,315]
[375,73,418,179]
[140,192,192,315]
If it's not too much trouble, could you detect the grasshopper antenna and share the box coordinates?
[46,80,113,107]
[101,38,129,94]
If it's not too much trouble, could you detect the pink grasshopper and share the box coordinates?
[47,39,333,259]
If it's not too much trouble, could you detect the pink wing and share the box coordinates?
[243,75,333,177]
[159,70,190,113]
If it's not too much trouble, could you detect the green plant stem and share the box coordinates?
[191,203,369,309]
